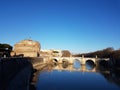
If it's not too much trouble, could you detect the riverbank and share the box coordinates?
[0,57,48,90]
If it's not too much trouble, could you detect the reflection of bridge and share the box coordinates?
[52,56,109,65]
[53,64,97,72]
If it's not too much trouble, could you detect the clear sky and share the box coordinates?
[0,0,120,54]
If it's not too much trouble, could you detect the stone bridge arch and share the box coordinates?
[85,58,96,65]
[52,58,59,63]
[85,59,95,65]
[51,57,108,65]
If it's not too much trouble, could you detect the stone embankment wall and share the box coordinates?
[0,57,45,90]
[26,57,48,70]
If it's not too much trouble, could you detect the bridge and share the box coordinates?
[51,56,109,65]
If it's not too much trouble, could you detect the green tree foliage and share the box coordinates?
[62,50,71,57]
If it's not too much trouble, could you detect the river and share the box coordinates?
[35,60,120,90]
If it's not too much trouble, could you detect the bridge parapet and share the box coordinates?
[98,58,110,61]
[51,56,110,65]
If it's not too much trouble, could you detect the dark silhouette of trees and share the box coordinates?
[62,50,71,57]
[0,43,13,57]
[110,49,120,67]
[0,43,12,50]
[74,47,114,58]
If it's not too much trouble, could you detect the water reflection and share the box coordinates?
[62,59,69,68]
[86,60,95,70]
[2,59,120,90]
[35,62,120,90]
[73,59,81,69]
[100,69,120,88]
[52,61,96,72]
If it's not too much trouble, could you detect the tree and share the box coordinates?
[0,43,12,50]
[62,50,71,57]
[0,43,13,57]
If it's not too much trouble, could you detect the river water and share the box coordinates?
[35,61,120,90]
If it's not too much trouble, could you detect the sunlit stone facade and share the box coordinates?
[40,49,62,57]
[11,39,41,57]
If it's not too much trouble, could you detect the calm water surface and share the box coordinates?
[36,61,120,90]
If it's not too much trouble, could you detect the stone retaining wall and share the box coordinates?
[0,57,46,90]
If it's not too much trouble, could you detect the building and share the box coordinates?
[40,49,62,57]
[51,50,62,57]
[11,39,41,57]
[40,50,52,57]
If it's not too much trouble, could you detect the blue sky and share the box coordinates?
[0,0,120,53]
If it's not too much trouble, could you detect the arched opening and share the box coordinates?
[86,60,95,70]
[53,59,58,62]
[62,59,69,68]
[52,59,58,66]
[73,59,81,69]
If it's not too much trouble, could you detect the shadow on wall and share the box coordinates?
[0,58,34,90]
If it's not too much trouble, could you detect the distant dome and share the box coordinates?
[12,39,41,57]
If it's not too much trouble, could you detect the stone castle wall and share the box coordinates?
[11,39,41,57]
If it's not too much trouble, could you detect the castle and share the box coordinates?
[11,39,63,57]
[11,39,41,57]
